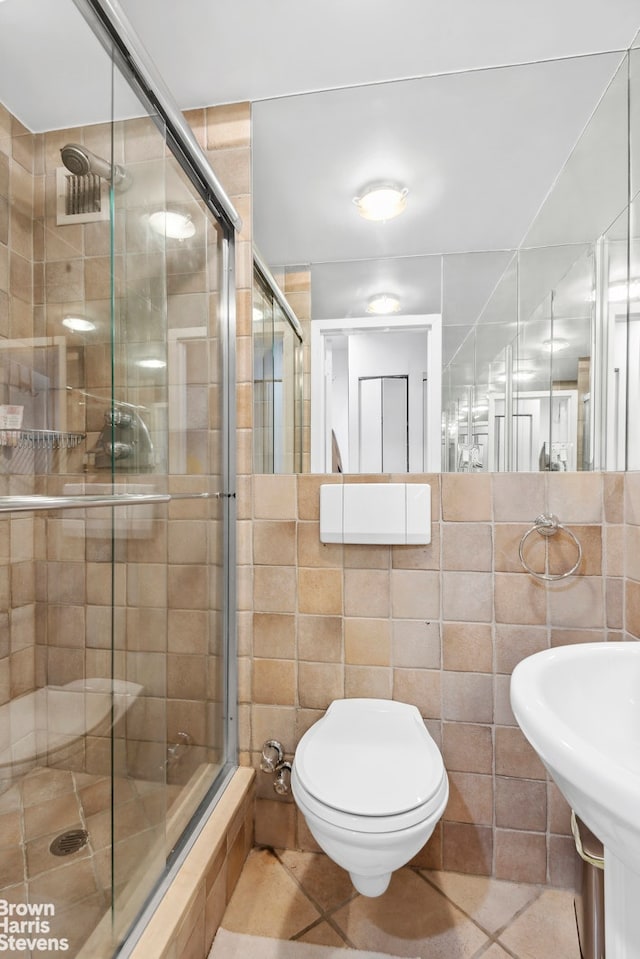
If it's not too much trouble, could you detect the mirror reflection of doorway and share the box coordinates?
[312,315,442,473]
[359,375,409,473]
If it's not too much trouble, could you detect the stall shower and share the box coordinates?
[0,0,239,955]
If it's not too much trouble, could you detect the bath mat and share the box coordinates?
[208,928,418,959]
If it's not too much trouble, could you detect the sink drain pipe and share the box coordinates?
[572,811,605,959]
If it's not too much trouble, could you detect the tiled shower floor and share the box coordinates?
[220,847,582,959]
[0,766,181,957]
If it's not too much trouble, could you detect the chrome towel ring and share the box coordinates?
[518,513,583,582]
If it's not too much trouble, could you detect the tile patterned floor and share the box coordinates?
[0,766,179,957]
[220,848,582,959]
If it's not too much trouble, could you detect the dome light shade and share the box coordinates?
[542,338,569,353]
[366,293,400,315]
[149,210,195,240]
[137,358,166,369]
[62,316,95,332]
[353,183,408,222]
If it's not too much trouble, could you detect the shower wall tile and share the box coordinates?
[495,829,547,883]
[298,662,344,709]
[443,622,492,672]
[495,777,547,831]
[443,671,493,723]
[606,577,624,628]
[625,578,640,638]
[604,472,624,523]
[298,615,342,662]
[495,726,546,780]
[392,667,440,717]
[445,771,493,826]
[253,474,297,519]
[494,624,548,673]
[547,471,603,524]
[606,524,625,576]
[442,523,492,570]
[0,197,7,250]
[443,822,493,876]
[492,473,545,522]
[441,473,491,521]
[442,723,493,774]
[253,521,296,566]
[392,620,440,668]
[345,568,388,618]
[253,613,296,660]
[390,568,439,619]
[251,705,296,754]
[346,663,391,700]
[254,566,296,612]
[252,658,296,706]
[547,576,604,628]
[548,782,573,836]
[344,618,390,665]
[298,568,342,616]
[442,571,493,622]
[494,573,547,624]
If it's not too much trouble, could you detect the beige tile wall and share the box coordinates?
[0,103,37,713]
[241,470,627,887]
[282,268,311,472]
[624,473,640,639]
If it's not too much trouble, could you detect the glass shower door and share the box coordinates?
[106,75,232,951]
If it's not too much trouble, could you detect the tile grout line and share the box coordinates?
[469,938,521,959]
[414,868,496,946]
[271,847,360,948]
[416,867,544,955]
[73,770,111,909]
[260,848,574,959]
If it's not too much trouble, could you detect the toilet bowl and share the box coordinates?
[291,698,448,897]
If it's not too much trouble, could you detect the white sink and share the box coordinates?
[511,642,640,959]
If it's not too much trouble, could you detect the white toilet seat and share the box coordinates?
[292,698,448,834]
[291,764,448,834]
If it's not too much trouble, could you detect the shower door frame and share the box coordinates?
[69,0,240,952]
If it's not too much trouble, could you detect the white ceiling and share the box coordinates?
[252,54,623,264]
[118,0,640,108]
[1,0,639,379]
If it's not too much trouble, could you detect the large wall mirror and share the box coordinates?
[252,40,640,473]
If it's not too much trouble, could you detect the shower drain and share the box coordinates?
[49,829,89,857]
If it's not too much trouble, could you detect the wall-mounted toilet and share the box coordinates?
[291,698,448,897]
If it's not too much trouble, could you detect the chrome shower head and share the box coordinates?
[60,143,130,188]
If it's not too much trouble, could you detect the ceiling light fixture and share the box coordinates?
[136,358,167,369]
[148,210,195,241]
[542,338,569,353]
[353,183,408,222]
[494,369,536,384]
[366,293,400,315]
[62,316,96,333]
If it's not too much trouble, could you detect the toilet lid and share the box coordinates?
[294,699,444,817]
